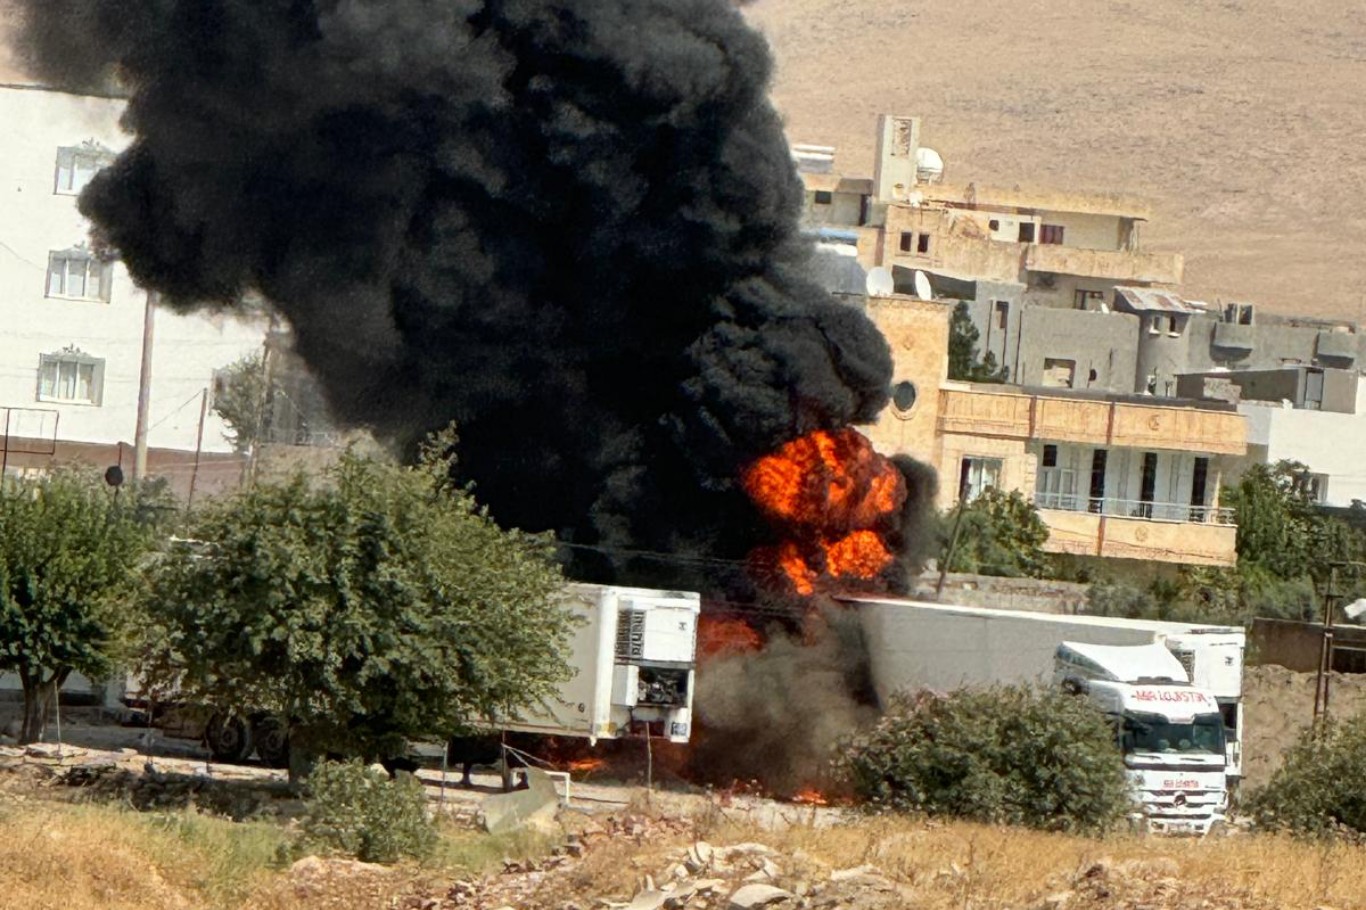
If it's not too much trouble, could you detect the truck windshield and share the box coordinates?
[1120,711,1225,756]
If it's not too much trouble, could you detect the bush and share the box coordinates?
[837,685,1130,834]
[1246,713,1366,838]
[944,489,1051,578]
[295,760,436,863]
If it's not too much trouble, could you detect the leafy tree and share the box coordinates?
[948,301,1008,383]
[0,470,157,743]
[136,430,574,777]
[211,352,268,454]
[838,685,1130,833]
[1246,710,1366,837]
[943,488,1050,578]
[1224,460,1362,583]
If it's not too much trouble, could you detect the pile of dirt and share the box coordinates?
[1242,664,1366,790]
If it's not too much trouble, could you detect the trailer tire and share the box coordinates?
[251,715,291,768]
[205,713,254,764]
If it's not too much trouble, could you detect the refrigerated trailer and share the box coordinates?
[124,582,701,766]
[842,597,1246,787]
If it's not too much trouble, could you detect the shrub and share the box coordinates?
[295,760,436,863]
[1246,712,1366,838]
[837,685,1130,834]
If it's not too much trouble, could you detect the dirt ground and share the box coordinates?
[1241,663,1366,790]
[743,0,1366,322]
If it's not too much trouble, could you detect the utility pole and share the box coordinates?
[186,387,209,510]
[132,289,157,482]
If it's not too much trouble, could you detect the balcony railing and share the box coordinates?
[1033,492,1235,525]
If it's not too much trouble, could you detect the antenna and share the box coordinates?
[865,267,894,297]
[913,270,932,300]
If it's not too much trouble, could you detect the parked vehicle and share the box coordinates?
[844,596,1245,831]
[125,582,701,775]
[1056,640,1228,835]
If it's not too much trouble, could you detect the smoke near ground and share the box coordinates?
[10,0,913,589]
[690,604,876,794]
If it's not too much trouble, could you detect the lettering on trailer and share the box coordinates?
[1131,689,1214,707]
[1162,779,1203,789]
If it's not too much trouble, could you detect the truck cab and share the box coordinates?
[1056,641,1228,836]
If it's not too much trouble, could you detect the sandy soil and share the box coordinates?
[1241,663,1366,789]
[744,0,1366,321]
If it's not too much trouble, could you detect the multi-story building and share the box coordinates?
[861,293,1245,568]
[0,69,269,495]
[1178,364,1366,508]
[797,115,1183,312]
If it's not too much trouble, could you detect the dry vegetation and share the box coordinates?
[5,788,1366,910]
[743,0,1366,321]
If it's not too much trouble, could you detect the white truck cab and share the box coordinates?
[1056,641,1228,836]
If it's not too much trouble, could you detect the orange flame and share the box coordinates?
[791,787,830,806]
[566,757,606,773]
[698,615,764,660]
[743,428,907,531]
[743,428,906,595]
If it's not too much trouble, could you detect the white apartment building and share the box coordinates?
[0,78,268,494]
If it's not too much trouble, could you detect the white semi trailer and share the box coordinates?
[492,583,700,743]
[127,582,701,767]
[843,597,1246,824]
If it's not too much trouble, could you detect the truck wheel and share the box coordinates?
[205,713,254,764]
[251,715,291,768]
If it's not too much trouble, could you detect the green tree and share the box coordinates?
[135,430,574,776]
[943,488,1050,577]
[0,470,157,743]
[211,352,268,454]
[838,685,1130,834]
[1224,460,1362,582]
[948,301,1008,383]
[1246,710,1366,837]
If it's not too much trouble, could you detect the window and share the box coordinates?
[1042,358,1076,389]
[813,190,833,205]
[37,348,104,405]
[53,143,114,195]
[994,300,1009,330]
[1018,222,1036,243]
[917,233,931,254]
[1074,289,1104,310]
[899,231,914,253]
[1138,452,1158,518]
[958,457,1002,503]
[1037,445,1079,510]
[988,219,1000,231]
[1305,368,1324,411]
[1190,456,1209,521]
[1147,314,1166,335]
[1042,444,1058,468]
[1088,449,1108,512]
[1040,224,1066,245]
[46,248,112,301]
[890,380,918,414]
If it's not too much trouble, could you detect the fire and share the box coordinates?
[566,757,606,773]
[698,615,764,659]
[791,787,830,806]
[743,428,906,594]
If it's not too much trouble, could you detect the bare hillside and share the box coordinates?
[745,0,1366,321]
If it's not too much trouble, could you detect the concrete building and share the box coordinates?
[797,114,1183,315]
[860,293,1245,567]
[1178,364,1366,507]
[0,73,271,495]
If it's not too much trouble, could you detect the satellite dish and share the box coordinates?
[913,270,932,300]
[865,267,894,297]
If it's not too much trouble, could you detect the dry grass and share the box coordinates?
[6,790,1366,910]
[690,814,1366,910]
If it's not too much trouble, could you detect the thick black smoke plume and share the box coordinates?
[13,1,901,588]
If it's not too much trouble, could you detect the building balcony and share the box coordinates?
[1036,498,1238,567]
[1033,492,1234,525]
[1023,244,1183,285]
[937,387,1246,456]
